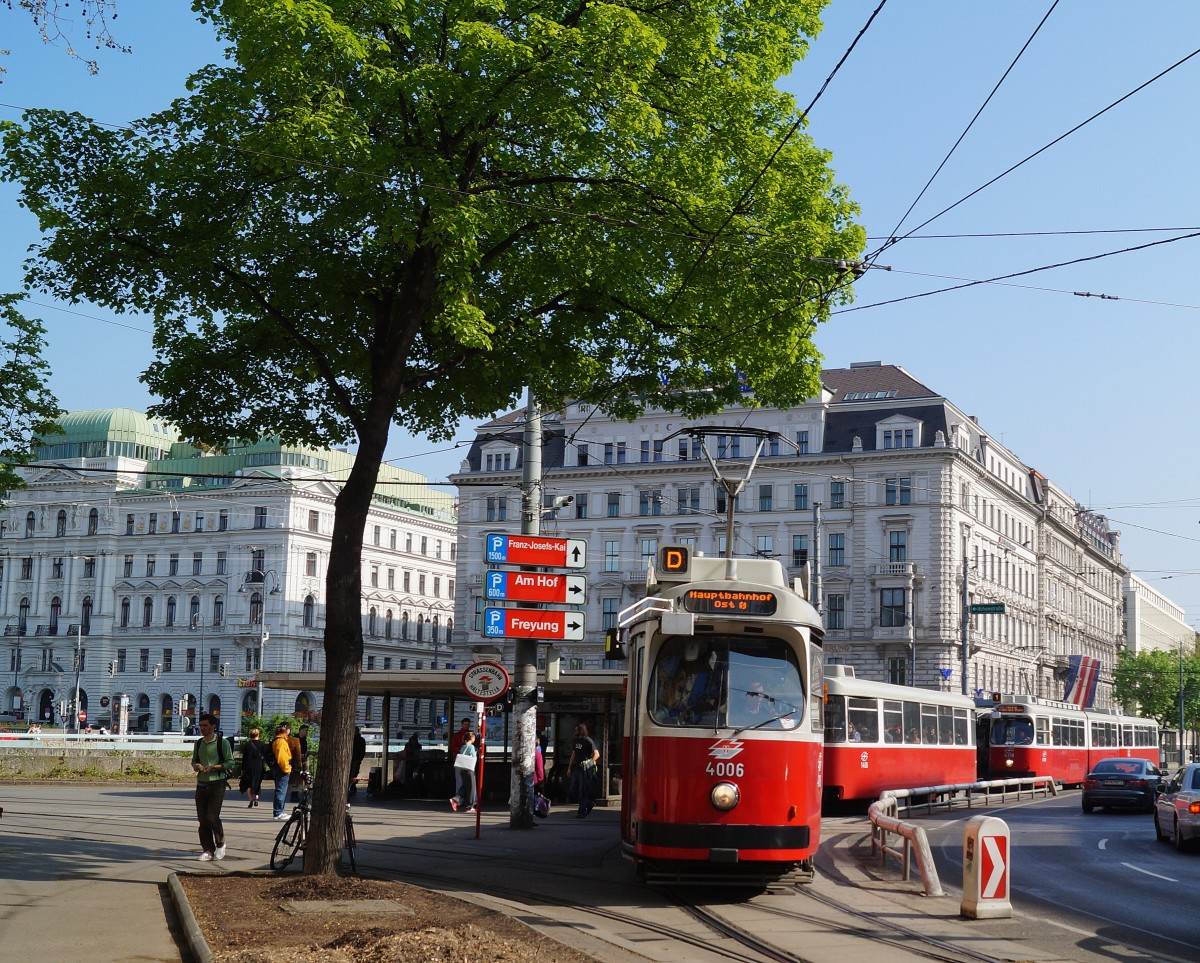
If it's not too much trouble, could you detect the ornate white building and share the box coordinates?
[451,363,1130,708]
[1,409,456,732]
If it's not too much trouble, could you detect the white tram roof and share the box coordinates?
[821,664,976,709]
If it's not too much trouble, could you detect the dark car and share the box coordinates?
[1153,762,1200,851]
[1081,757,1163,813]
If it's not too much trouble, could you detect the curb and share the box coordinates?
[167,873,214,963]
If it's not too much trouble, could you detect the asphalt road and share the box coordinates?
[913,790,1200,960]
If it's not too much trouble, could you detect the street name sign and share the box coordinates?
[485,533,586,569]
[969,603,1006,615]
[484,608,585,641]
[485,570,586,604]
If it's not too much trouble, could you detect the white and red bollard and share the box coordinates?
[961,814,1011,919]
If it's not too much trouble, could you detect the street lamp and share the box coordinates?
[72,623,83,732]
[191,613,206,721]
[242,566,280,720]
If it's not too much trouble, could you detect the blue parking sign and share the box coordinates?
[485,571,506,599]
[486,534,508,563]
[484,608,505,637]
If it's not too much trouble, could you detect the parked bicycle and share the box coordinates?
[269,771,358,873]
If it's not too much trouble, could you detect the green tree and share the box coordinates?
[1113,646,1200,731]
[0,295,62,496]
[1,0,863,874]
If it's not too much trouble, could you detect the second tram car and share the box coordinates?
[982,696,1159,786]
[614,546,824,886]
[821,666,977,802]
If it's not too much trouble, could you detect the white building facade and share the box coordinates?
[1123,572,1194,656]
[1,409,456,733]
[451,363,1130,709]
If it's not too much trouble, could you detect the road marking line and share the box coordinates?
[1120,861,1176,882]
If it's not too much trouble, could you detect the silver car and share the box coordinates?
[1153,762,1200,852]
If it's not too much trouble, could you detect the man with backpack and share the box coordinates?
[191,712,233,860]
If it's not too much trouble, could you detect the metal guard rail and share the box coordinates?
[868,776,1058,897]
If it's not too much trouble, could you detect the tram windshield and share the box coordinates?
[990,717,1034,746]
[649,636,804,731]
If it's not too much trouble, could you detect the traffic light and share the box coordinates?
[605,626,627,660]
[106,660,116,678]
[219,662,229,677]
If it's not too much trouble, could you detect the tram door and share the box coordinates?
[975,713,992,779]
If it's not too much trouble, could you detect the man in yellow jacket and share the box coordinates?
[270,722,294,819]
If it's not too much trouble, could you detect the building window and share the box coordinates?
[678,488,700,514]
[421,537,428,556]
[216,551,227,575]
[605,492,620,517]
[794,484,808,510]
[250,591,263,625]
[186,647,196,672]
[889,531,907,563]
[640,440,650,463]
[50,557,64,579]
[367,607,377,636]
[192,552,203,575]
[385,610,394,638]
[433,576,441,597]
[145,554,156,577]
[602,597,619,630]
[575,493,589,519]
[171,511,181,533]
[308,510,319,532]
[758,484,773,512]
[120,598,131,628]
[83,556,95,578]
[20,556,33,579]
[218,509,228,531]
[403,572,411,592]
[190,595,201,624]
[148,512,157,534]
[49,596,61,634]
[883,427,915,449]
[769,437,780,457]
[116,647,126,672]
[888,657,907,686]
[756,535,774,558]
[370,566,379,588]
[55,509,67,536]
[253,506,267,529]
[195,511,205,532]
[169,554,179,576]
[303,596,315,628]
[306,552,317,577]
[795,430,809,454]
[828,533,846,566]
[577,443,588,467]
[125,513,134,536]
[830,481,845,509]
[163,648,173,672]
[640,538,658,567]
[138,648,149,672]
[418,574,426,595]
[826,593,846,629]
[791,535,808,567]
[486,497,507,521]
[373,525,381,546]
[604,442,614,464]
[390,530,397,549]
[885,477,911,506]
[604,540,620,573]
[166,596,177,627]
[88,508,99,535]
[213,596,224,627]
[880,588,906,627]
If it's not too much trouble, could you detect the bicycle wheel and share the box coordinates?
[343,810,357,874]
[270,813,306,871]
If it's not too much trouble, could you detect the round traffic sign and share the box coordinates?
[461,661,510,703]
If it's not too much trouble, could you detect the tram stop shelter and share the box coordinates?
[259,667,626,802]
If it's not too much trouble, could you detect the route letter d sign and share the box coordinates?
[961,814,1012,919]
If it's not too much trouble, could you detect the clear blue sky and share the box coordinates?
[2,2,1199,622]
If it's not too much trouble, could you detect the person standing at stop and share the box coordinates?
[192,713,232,860]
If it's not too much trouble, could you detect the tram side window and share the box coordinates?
[809,648,824,734]
[824,696,848,743]
[1092,721,1115,748]
[953,708,970,745]
[920,705,940,745]
[1121,723,1133,747]
[882,700,903,742]
[1035,716,1051,745]
[903,702,923,743]
[937,706,956,745]
[847,697,878,742]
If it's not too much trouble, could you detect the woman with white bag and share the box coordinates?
[449,732,478,813]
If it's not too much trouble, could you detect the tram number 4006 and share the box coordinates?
[706,762,745,777]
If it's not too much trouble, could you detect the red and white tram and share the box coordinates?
[821,666,977,802]
[982,696,1159,785]
[614,545,824,886]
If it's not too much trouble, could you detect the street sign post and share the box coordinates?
[969,603,1006,615]
[484,608,585,641]
[485,533,586,569]
[485,570,586,604]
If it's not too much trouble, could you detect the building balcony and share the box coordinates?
[872,562,917,578]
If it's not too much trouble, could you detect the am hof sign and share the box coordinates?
[461,661,511,704]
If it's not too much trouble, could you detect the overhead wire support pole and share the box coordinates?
[511,389,542,829]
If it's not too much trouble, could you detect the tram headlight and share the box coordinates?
[710,782,740,811]
[1004,758,1014,768]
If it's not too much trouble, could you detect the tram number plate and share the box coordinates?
[706,762,745,777]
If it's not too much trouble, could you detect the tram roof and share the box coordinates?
[259,667,627,699]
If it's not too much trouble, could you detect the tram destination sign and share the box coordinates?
[970,603,1006,615]
[683,589,778,616]
[485,533,586,569]
[485,570,586,604]
[484,607,585,641]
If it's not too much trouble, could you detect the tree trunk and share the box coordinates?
[302,409,391,875]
